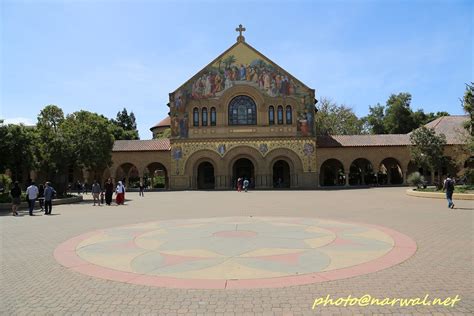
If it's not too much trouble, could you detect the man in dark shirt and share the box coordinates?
[10,181,21,216]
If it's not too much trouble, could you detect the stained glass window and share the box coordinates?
[269,106,275,125]
[286,105,292,124]
[228,95,257,125]
[202,107,208,126]
[193,108,199,127]
[277,106,283,124]
[210,107,216,126]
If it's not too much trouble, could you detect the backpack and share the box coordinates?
[446,179,454,191]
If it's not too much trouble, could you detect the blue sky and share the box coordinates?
[1,0,472,139]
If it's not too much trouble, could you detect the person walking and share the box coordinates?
[38,184,45,212]
[26,182,39,216]
[104,178,114,206]
[443,174,456,209]
[115,181,125,205]
[10,181,21,216]
[243,178,249,192]
[237,177,243,192]
[43,182,56,215]
[91,180,101,206]
[139,182,145,197]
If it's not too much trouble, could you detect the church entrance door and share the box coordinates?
[197,162,215,189]
[273,160,290,188]
[232,158,255,188]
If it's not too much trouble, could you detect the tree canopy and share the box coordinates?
[315,98,364,135]
[110,108,139,140]
[409,126,447,177]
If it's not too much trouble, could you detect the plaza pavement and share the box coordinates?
[1,187,473,315]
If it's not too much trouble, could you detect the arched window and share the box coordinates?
[193,108,199,127]
[286,105,292,124]
[202,107,208,126]
[228,95,257,125]
[210,107,216,126]
[268,106,275,125]
[277,105,283,124]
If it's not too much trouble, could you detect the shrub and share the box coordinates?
[0,174,12,194]
[407,172,426,188]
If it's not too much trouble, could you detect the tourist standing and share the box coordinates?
[443,174,455,209]
[139,182,145,197]
[10,181,21,216]
[26,182,39,216]
[38,184,45,212]
[237,177,243,192]
[91,180,101,206]
[104,178,114,206]
[115,181,125,205]
[43,182,56,215]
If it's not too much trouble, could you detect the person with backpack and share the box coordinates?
[43,182,56,215]
[443,174,455,209]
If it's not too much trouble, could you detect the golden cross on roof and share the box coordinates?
[235,24,246,42]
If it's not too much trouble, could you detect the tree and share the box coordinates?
[362,104,386,134]
[384,93,418,134]
[154,128,171,139]
[62,111,114,178]
[409,126,447,184]
[110,108,139,140]
[315,98,364,135]
[0,123,37,181]
[462,82,474,137]
[35,105,71,185]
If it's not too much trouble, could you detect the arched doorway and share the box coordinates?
[273,160,290,188]
[197,162,215,189]
[378,158,403,185]
[320,159,345,186]
[144,163,168,189]
[232,158,255,188]
[349,158,375,186]
[115,163,140,188]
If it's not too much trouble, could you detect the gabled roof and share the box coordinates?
[150,117,170,131]
[417,115,469,144]
[113,139,170,152]
[172,40,313,95]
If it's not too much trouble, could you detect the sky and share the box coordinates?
[1,0,472,139]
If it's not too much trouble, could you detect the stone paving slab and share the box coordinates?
[1,188,473,314]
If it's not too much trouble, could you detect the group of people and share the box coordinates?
[236,177,250,192]
[10,181,56,216]
[89,178,126,206]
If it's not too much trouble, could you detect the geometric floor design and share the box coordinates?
[54,216,417,289]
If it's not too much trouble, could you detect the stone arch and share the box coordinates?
[144,162,169,189]
[115,162,140,188]
[349,158,375,186]
[378,157,403,185]
[320,158,345,187]
[265,148,304,188]
[184,150,222,189]
[219,85,266,126]
[224,146,265,188]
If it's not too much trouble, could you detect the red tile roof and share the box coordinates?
[150,117,170,130]
[317,115,469,148]
[317,134,410,147]
[113,139,170,152]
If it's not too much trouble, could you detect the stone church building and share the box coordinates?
[108,27,470,190]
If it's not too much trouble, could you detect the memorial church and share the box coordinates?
[108,26,470,190]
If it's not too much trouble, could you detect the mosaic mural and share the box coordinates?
[169,42,315,138]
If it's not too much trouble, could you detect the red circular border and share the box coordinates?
[54,218,417,289]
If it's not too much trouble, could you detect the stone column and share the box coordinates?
[345,172,350,186]
[29,170,37,182]
[403,169,408,185]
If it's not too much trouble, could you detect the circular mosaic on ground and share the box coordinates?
[54,217,416,289]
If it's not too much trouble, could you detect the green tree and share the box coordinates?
[409,126,447,184]
[362,104,386,134]
[384,93,418,134]
[62,111,114,178]
[462,82,474,137]
[36,105,72,185]
[154,128,171,139]
[0,123,37,181]
[315,98,364,135]
[110,108,139,140]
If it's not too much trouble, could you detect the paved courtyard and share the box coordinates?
[1,188,473,315]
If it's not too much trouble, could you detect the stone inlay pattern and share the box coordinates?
[54,217,416,289]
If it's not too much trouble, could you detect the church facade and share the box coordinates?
[107,27,470,190]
